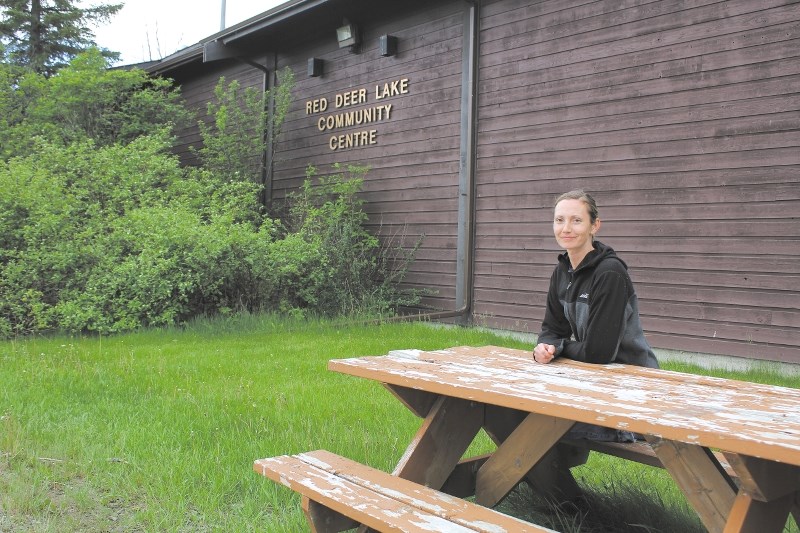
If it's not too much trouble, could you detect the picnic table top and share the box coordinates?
[328,345,800,467]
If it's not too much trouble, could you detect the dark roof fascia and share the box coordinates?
[145,43,204,75]
[145,0,333,76]
[112,59,162,71]
[204,0,332,46]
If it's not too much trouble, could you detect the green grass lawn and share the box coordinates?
[1,315,797,532]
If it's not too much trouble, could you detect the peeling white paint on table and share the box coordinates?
[330,345,800,466]
[328,345,800,533]
[254,449,555,533]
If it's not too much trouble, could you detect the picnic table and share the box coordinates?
[256,345,800,532]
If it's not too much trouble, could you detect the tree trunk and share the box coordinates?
[29,0,45,72]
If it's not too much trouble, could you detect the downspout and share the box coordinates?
[262,53,278,209]
[452,0,480,325]
[381,0,480,324]
[239,58,272,209]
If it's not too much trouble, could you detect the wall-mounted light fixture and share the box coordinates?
[379,35,398,57]
[336,19,360,51]
[308,57,323,77]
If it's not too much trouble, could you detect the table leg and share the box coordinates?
[723,452,800,501]
[383,384,438,418]
[723,491,794,533]
[720,453,799,533]
[392,395,483,489]
[476,411,575,508]
[482,406,585,503]
[440,454,491,497]
[647,437,737,533]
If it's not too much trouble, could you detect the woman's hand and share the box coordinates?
[533,343,556,364]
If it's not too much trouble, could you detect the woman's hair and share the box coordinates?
[554,189,599,223]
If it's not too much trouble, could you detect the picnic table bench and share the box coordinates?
[255,345,800,532]
[255,449,554,532]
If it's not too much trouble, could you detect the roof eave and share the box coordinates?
[146,0,333,75]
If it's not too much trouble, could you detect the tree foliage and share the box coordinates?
[0,48,190,159]
[0,131,273,336]
[0,0,121,75]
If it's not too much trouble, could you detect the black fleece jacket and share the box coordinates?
[538,241,658,368]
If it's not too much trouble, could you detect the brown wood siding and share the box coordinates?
[269,2,466,312]
[473,0,800,362]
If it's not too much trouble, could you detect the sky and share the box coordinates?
[85,0,288,66]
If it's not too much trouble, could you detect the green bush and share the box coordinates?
[0,146,420,335]
[0,49,190,160]
[195,77,266,184]
[0,55,423,337]
[194,68,294,195]
[0,130,280,335]
[275,164,424,318]
[76,217,275,331]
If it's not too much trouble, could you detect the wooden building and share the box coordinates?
[148,0,800,365]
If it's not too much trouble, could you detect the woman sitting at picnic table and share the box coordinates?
[533,189,658,440]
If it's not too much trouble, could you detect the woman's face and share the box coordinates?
[553,199,599,255]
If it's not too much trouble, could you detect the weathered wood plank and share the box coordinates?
[330,346,800,467]
[561,439,662,468]
[561,438,739,480]
[384,383,439,418]
[255,451,556,532]
[256,454,473,532]
[309,450,552,532]
[724,491,795,533]
[302,497,358,533]
[440,454,491,498]
[722,454,800,502]
[482,405,586,501]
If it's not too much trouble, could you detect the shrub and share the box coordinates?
[194,68,294,193]
[0,49,190,160]
[54,209,277,333]
[0,132,272,336]
[0,55,423,337]
[274,164,424,318]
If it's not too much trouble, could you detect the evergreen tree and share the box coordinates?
[0,0,121,75]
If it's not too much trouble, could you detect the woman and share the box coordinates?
[533,190,658,441]
[533,189,658,368]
